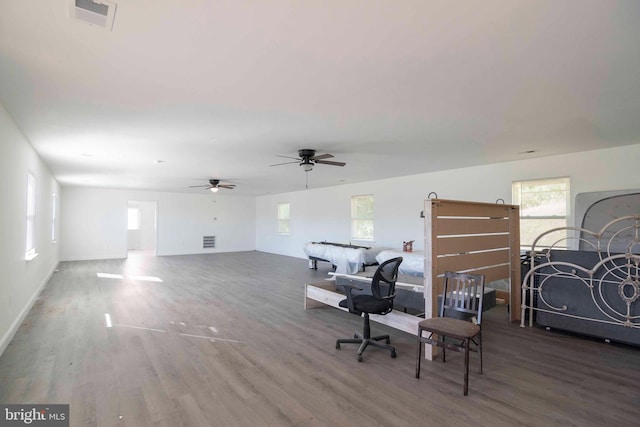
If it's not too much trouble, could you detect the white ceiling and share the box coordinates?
[1,0,639,195]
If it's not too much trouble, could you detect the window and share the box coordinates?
[25,172,37,260]
[51,193,57,242]
[351,194,374,241]
[127,207,140,230]
[277,202,290,235]
[512,177,570,248]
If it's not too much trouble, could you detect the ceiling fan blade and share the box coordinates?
[315,159,346,167]
[269,160,300,166]
[311,153,334,160]
[218,184,235,189]
[275,155,301,161]
[189,185,211,188]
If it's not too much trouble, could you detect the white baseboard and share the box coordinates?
[60,254,126,262]
[0,263,58,357]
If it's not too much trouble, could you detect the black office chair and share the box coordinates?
[415,271,485,395]
[335,257,403,362]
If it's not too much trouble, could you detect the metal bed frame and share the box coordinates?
[521,215,640,344]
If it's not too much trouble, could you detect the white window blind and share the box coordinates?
[513,177,570,248]
[277,202,290,235]
[351,194,374,241]
[25,172,37,260]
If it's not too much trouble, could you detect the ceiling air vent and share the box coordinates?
[69,0,117,31]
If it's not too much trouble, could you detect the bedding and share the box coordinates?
[303,242,385,274]
[376,249,424,276]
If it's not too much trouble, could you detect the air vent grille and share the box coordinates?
[77,0,109,15]
[203,236,216,249]
[69,0,117,31]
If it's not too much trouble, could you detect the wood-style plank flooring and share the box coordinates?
[1,251,639,426]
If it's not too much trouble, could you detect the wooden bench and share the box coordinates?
[304,274,423,335]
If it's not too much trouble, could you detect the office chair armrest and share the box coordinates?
[337,283,362,313]
[382,294,395,300]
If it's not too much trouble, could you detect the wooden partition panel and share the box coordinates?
[424,199,521,352]
[423,199,520,360]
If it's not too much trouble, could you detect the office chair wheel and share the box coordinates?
[335,342,341,349]
[357,355,363,362]
[391,350,397,358]
[385,338,391,344]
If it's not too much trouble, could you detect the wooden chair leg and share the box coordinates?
[415,328,422,378]
[441,335,446,363]
[478,332,483,374]
[463,338,470,396]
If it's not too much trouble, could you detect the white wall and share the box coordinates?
[60,188,256,260]
[256,144,640,259]
[0,103,60,356]
[138,201,157,250]
[127,201,157,251]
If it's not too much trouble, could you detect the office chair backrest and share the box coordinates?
[371,257,403,301]
[440,271,486,324]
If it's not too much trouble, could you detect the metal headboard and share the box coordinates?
[520,215,640,330]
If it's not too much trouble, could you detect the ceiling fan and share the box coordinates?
[270,149,346,171]
[189,179,236,192]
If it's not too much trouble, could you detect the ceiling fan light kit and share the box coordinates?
[301,161,314,172]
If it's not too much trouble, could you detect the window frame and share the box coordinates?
[277,202,290,235]
[51,192,57,243]
[25,171,37,260]
[351,194,375,241]
[512,177,570,249]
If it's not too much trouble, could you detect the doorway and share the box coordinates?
[127,200,158,256]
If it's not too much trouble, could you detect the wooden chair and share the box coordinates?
[415,271,485,395]
[335,257,403,362]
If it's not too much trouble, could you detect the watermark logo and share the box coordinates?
[1,405,69,426]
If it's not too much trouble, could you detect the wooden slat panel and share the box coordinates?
[437,218,510,236]
[426,199,521,329]
[509,205,522,322]
[436,234,510,255]
[470,264,511,283]
[432,199,514,218]
[436,263,510,284]
[424,199,438,360]
[436,249,510,273]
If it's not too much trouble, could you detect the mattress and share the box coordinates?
[376,249,424,277]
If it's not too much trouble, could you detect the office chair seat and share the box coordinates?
[338,295,392,315]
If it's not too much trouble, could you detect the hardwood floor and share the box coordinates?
[1,251,639,426]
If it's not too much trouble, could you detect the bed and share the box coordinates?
[376,249,425,277]
[521,215,640,346]
[303,242,385,274]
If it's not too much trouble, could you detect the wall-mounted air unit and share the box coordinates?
[69,0,117,31]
